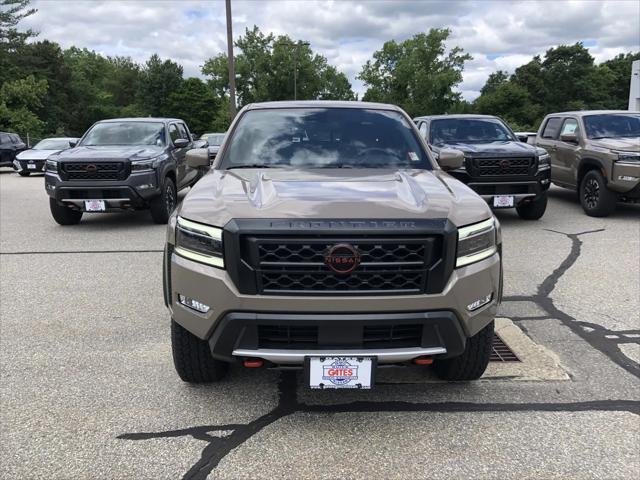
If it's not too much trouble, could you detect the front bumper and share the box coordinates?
[452,166,551,206]
[611,162,640,196]
[45,171,161,210]
[165,247,501,365]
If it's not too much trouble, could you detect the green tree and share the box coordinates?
[202,26,355,106]
[137,54,184,117]
[0,75,48,136]
[0,0,37,85]
[167,78,220,135]
[600,52,640,109]
[358,29,471,117]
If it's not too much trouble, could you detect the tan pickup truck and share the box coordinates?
[536,110,640,216]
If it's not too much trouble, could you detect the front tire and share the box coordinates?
[580,170,617,217]
[171,319,228,383]
[516,192,547,220]
[150,176,177,224]
[434,320,494,381]
[49,198,83,225]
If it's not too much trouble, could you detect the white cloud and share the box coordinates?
[21,0,640,102]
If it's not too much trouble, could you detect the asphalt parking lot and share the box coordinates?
[1,170,638,479]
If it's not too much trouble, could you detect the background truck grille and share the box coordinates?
[470,157,534,177]
[60,162,129,181]
[244,236,440,295]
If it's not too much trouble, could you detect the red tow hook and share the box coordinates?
[413,356,434,365]
[243,359,264,368]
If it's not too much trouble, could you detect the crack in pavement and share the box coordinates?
[505,228,640,378]
[118,371,639,480]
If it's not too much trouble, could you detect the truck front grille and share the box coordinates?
[470,157,535,177]
[244,236,441,295]
[60,162,129,181]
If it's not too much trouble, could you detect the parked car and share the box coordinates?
[45,118,205,225]
[200,132,225,160]
[164,101,503,388]
[414,115,551,220]
[14,137,78,176]
[535,110,639,216]
[0,132,27,168]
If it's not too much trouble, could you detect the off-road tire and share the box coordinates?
[171,319,228,383]
[49,198,83,225]
[18,169,30,177]
[150,176,177,224]
[579,170,617,217]
[516,192,547,220]
[434,320,494,381]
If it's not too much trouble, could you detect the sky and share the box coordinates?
[21,0,640,100]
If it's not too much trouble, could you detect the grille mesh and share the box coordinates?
[61,162,128,181]
[472,157,534,177]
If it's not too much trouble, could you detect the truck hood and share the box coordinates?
[589,137,640,152]
[50,145,164,161]
[432,140,542,157]
[179,168,492,228]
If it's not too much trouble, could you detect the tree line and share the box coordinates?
[1,0,637,141]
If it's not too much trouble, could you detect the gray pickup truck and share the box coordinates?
[45,118,205,225]
[163,101,503,389]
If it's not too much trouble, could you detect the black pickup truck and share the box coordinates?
[45,118,207,225]
[414,114,551,220]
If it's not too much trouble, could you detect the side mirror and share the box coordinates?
[174,138,190,148]
[186,148,210,168]
[69,140,77,148]
[191,133,198,141]
[516,134,529,143]
[437,148,465,171]
[560,133,578,144]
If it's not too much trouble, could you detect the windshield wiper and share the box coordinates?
[226,164,277,170]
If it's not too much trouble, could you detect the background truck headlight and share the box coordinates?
[456,218,497,268]
[174,217,224,268]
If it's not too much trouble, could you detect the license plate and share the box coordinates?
[84,200,106,212]
[493,195,514,208]
[27,163,36,169]
[308,356,374,389]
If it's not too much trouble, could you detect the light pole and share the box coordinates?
[276,41,310,100]
[225,0,236,121]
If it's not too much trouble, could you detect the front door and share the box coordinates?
[555,118,581,187]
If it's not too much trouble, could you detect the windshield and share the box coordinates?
[33,138,73,150]
[80,122,165,146]
[202,133,225,145]
[584,114,640,139]
[220,108,430,169]
[430,118,515,145]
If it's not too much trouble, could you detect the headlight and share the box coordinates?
[45,159,58,172]
[175,216,224,268]
[131,157,160,172]
[614,151,640,164]
[456,218,497,268]
[538,153,550,167]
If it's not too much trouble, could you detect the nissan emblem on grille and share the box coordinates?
[324,244,361,274]
[499,159,510,170]
[85,164,97,174]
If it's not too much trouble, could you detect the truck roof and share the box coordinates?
[413,114,500,121]
[542,110,639,117]
[245,100,402,111]
[98,117,186,123]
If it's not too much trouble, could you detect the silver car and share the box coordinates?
[14,137,78,176]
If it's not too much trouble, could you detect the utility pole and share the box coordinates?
[225,0,237,121]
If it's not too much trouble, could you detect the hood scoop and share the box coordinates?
[247,172,278,209]
[394,171,427,209]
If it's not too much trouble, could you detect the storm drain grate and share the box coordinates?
[490,333,520,362]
